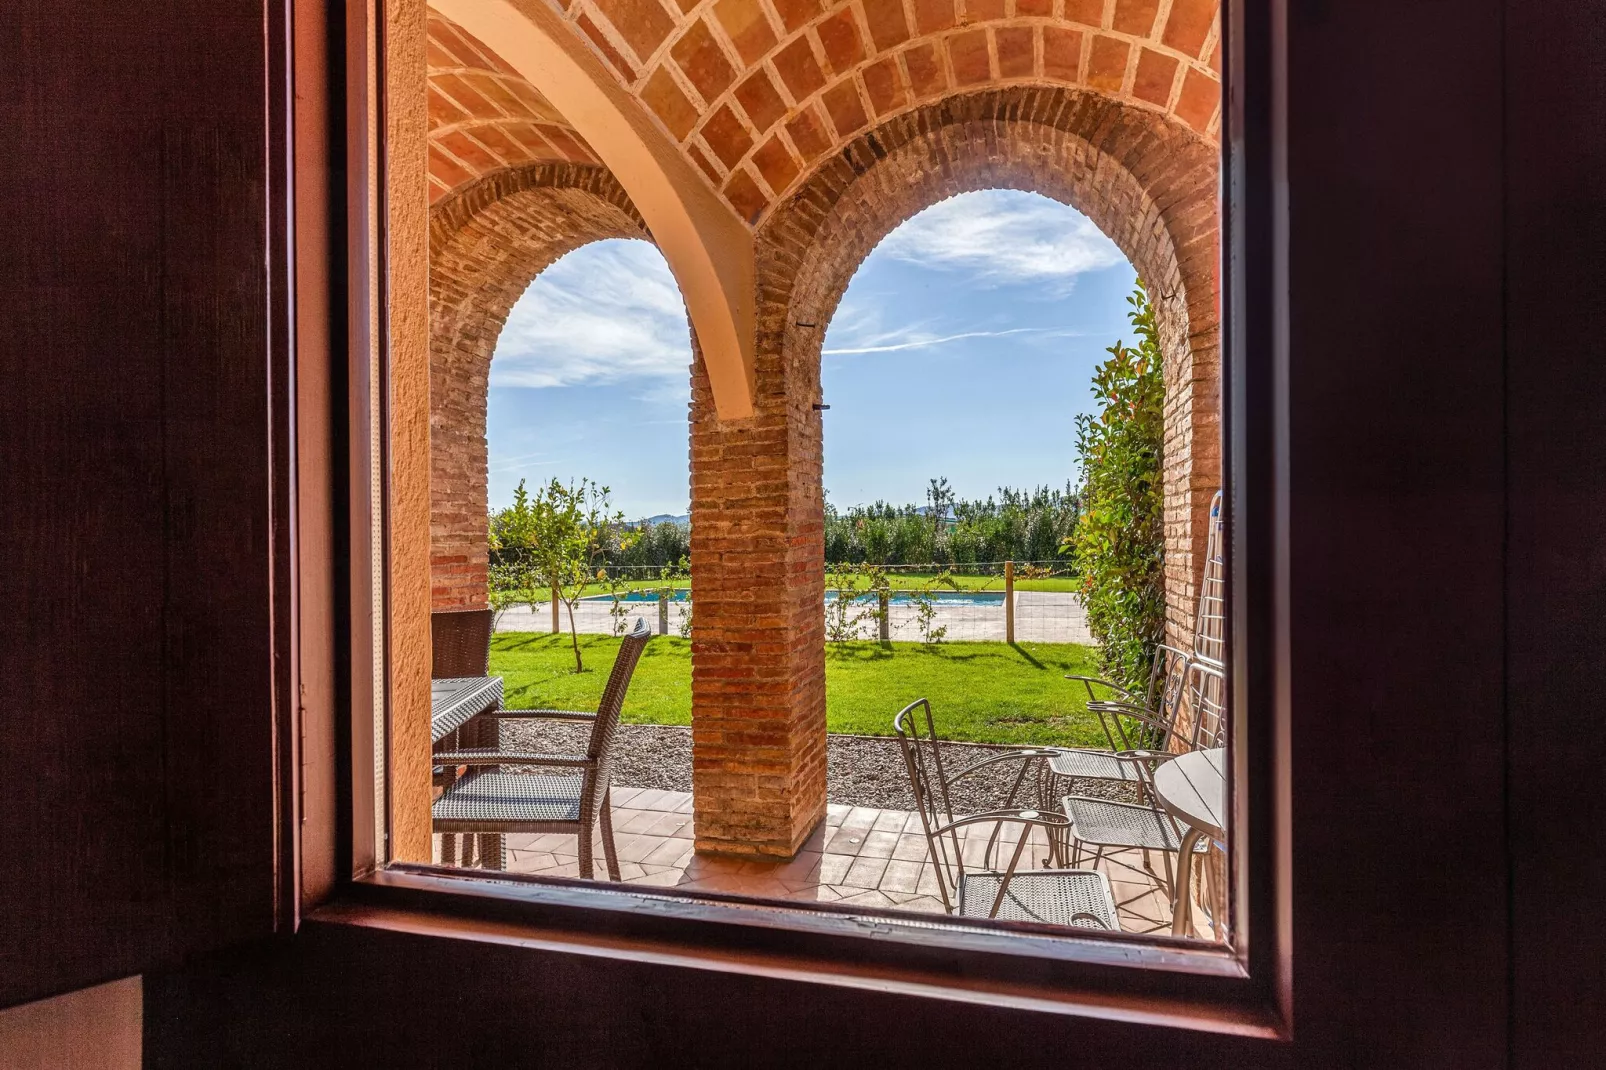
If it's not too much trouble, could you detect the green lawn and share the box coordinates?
[490,632,1111,747]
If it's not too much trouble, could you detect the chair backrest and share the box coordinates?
[892,699,962,904]
[586,618,653,764]
[1182,659,1227,751]
[1192,490,1226,668]
[431,608,493,678]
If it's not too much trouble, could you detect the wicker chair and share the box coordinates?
[893,699,1118,929]
[432,618,651,879]
[430,608,501,866]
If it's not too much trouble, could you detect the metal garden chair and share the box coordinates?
[431,618,651,878]
[1049,642,1192,789]
[893,700,1117,929]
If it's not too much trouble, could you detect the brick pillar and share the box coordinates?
[688,338,826,858]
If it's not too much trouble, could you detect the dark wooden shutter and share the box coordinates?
[0,0,287,1008]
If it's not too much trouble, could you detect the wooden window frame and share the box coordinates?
[293,0,1292,1038]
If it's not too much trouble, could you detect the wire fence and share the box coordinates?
[492,561,1094,646]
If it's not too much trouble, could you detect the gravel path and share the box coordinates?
[500,721,1130,811]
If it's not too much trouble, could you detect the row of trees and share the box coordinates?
[823,483,1079,568]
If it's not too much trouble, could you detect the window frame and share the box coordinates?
[305,0,1292,1037]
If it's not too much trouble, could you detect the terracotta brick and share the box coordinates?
[751,133,801,193]
[902,41,947,98]
[1086,35,1129,91]
[735,68,788,133]
[821,77,869,137]
[995,26,1033,78]
[1015,0,1052,15]
[815,9,865,74]
[642,65,700,140]
[672,18,738,103]
[773,35,827,99]
[701,104,754,167]
[861,0,911,52]
[431,73,500,120]
[1111,0,1159,36]
[1173,66,1219,131]
[427,143,474,191]
[723,166,770,221]
[948,29,992,85]
[426,37,461,71]
[537,125,594,162]
[965,0,1006,21]
[428,85,469,129]
[688,141,724,183]
[1163,0,1215,57]
[577,11,637,78]
[1132,47,1177,105]
[715,0,780,64]
[785,104,832,159]
[1064,0,1105,24]
[670,0,700,13]
[861,56,907,115]
[506,80,560,123]
[472,76,533,120]
[769,0,822,33]
[469,124,531,163]
[913,0,956,33]
[592,0,677,63]
[503,122,556,158]
[437,130,500,172]
[1042,26,1081,80]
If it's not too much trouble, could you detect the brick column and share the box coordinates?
[688,339,826,858]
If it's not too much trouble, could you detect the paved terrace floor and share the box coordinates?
[498,591,1094,645]
[439,787,1201,937]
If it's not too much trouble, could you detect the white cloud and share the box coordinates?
[823,325,1079,356]
[491,239,692,389]
[873,189,1125,288]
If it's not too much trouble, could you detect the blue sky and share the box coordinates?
[486,189,1139,519]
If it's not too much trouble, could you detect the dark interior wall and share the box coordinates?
[0,0,284,1006]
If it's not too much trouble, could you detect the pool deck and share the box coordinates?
[496,590,1093,644]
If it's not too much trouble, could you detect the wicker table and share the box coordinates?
[1152,747,1226,937]
[431,676,502,744]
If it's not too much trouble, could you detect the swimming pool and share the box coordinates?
[582,589,1005,606]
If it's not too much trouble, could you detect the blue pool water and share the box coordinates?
[583,589,1003,606]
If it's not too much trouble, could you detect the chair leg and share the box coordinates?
[599,788,621,882]
[578,821,594,880]
[441,833,457,867]
[479,833,504,871]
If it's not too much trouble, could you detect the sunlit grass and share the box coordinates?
[490,632,1110,747]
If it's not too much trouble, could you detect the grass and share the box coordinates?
[490,632,1111,748]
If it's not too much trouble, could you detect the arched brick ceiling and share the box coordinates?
[559,0,1220,223]
[427,9,602,204]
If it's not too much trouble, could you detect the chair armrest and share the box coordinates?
[1063,674,1137,699]
[944,747,1055,786]
[432,749,593,768]
[485,709,596,721]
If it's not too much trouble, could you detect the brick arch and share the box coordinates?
[429,162,650,610]
[685,85,1218,855]
[766,85,1218,641]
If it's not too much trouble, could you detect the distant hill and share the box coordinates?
[639,513,690,527]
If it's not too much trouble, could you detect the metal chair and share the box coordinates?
[1192,490,1226,668]
[432,618,651,878]
[893,700,1117,929]
[1050,643,1192,788]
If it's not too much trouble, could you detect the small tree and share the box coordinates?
[1066,283,1167,691]
[497,477,631,673]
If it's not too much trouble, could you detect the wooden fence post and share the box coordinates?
[1005,560,1015,644]
[878,589,890,641]
[659,594,670,635]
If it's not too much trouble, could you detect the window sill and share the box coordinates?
[311,865,1285,1039]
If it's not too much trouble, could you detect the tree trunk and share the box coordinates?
[565,599,583,672]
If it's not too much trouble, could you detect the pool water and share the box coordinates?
[583,589,1004,606]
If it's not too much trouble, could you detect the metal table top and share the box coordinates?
[1152,747,1227,843]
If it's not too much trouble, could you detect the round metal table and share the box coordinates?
[1152,747,1226,937]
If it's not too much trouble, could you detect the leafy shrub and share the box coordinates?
[1068,284,1167,691]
